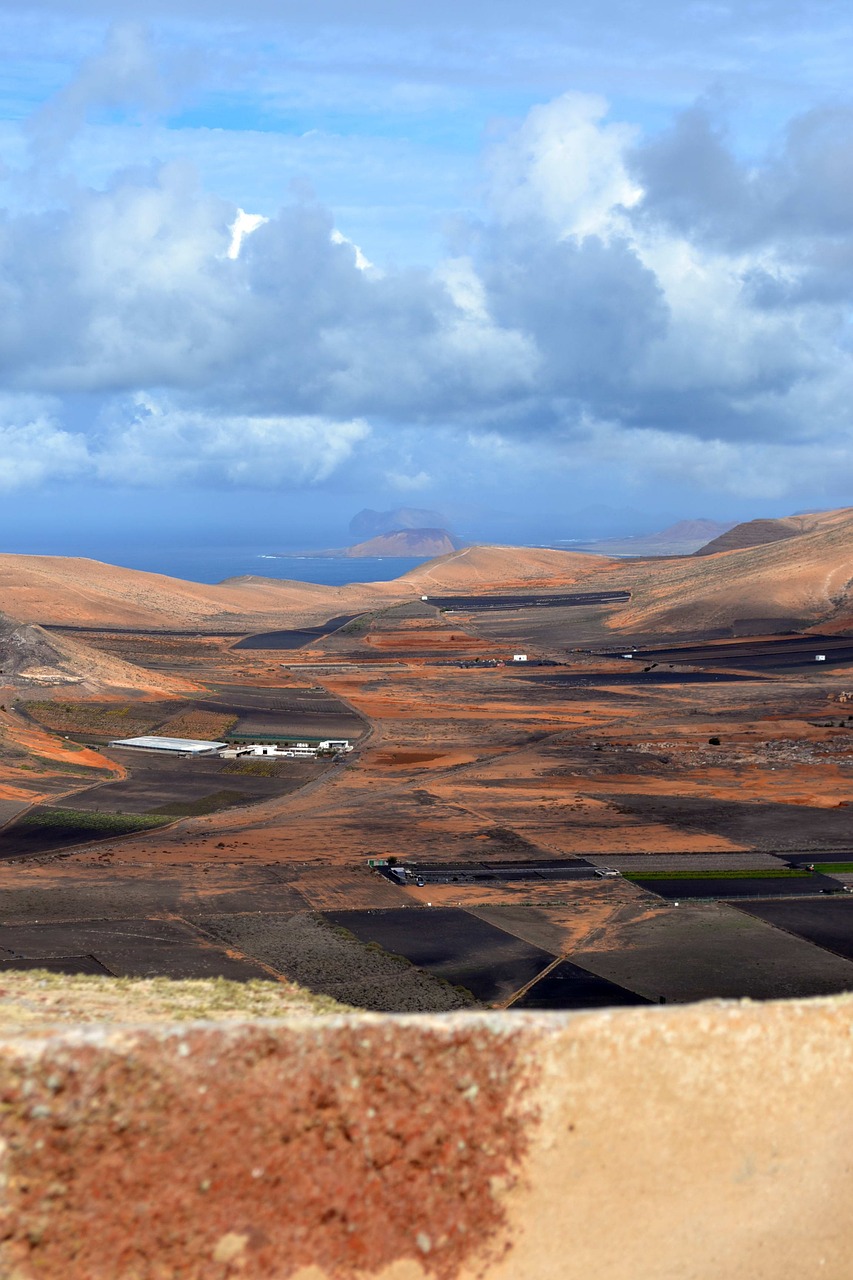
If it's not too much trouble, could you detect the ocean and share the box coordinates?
[96,547,431,587]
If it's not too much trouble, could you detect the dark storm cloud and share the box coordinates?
[632,104,853,248]
[481,225,668,401]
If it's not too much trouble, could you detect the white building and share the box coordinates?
[108,736,226,755]
[219,739,352,761]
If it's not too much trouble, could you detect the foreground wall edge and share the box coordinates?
[0,995,851,1279]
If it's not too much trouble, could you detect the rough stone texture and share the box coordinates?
[0,996,852,1278]
[0,972,348,1028]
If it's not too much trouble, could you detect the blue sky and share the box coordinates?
[1,0,853,559]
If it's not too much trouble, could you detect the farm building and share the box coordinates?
[108,736,226,755]
[220,739,352,761]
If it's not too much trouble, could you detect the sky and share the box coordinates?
[1,0,853,558]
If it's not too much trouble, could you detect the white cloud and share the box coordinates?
[0,397,90,489]
[487,92,642,239]
[1,26,853,509]
[330,228,374,272]
[27,23,176,158]
[385,468,431,492]
[227,209,269,260]
[93,396,370,486]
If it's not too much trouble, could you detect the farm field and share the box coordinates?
[233,615,357,649]
[609,634,853,670]
[570,900,853,1003]
[511,960,650,1009]
[3,568,853,1006]
[0,916,275,981]
[324,906,555,1005]
[733,898,853,963]
[56,749,321,817]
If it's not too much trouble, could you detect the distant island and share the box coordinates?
[558,518,737,557]
[349,507,450,539]
[271,528,466,560]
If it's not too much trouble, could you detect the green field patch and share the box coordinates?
[813,863,853,875]
[222,759,289,778]
[149,790,249,818]
[19,803,169,834]
[623,868,811,881]
[0,806,175,857]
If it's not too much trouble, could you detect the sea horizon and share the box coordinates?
[1,546,434,587]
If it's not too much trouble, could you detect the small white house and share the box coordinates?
[512,654,528,663]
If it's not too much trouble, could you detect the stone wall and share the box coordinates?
[1,994,851,1278]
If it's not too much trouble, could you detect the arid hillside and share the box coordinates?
[0,547,615,630]
[0,509,851,641]
[610,507,853,636]
[694,514,818,556]
[0,612,193,696]
[400,544,614,592]
[0,555,389,629]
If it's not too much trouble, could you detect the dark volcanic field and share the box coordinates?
[519,671,760,687]
[325,906,555,1004]
[733,898,853,962]
[233,615,358,650]
[511,960,651,1009]
[607,795,853,853]
[625,873,842,899]
[609,634,853,670]
[384,858,599,885]
[429,590,630,611]
[193,684,365,741]
[0,917,275,981]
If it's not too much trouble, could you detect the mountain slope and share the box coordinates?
[0,555,383,629]
[400,544,615,591]
[609,507,853,635]
[0,612,193,694]
[1,507,851,642]
[694,515,815,556]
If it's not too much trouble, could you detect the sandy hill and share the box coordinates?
[694,515,817,556]
[0,555,389,630]
[400,544,615,592]
[610,506,853,636]
[0,612,192,695]
[0,546,617,632]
